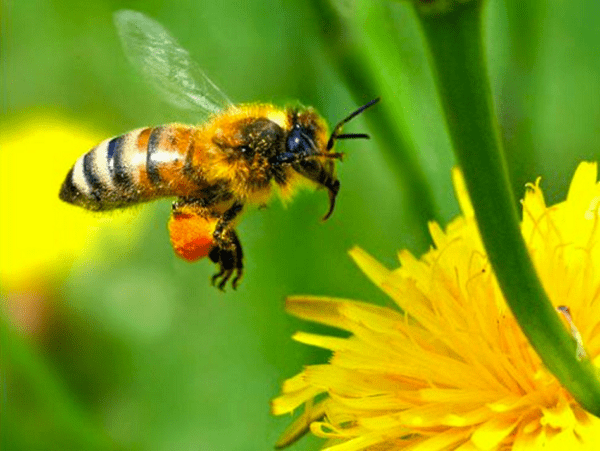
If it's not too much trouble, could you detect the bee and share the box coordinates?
[59,10,379,290]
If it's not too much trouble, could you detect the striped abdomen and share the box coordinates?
[60,125,205,211]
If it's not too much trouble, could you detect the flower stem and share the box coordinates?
[415,0,600,415]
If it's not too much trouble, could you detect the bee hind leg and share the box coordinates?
[208,229,244,290]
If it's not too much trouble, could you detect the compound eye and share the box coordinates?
[286,126,305,154]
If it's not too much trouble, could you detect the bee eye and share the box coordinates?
[286,125,315,155]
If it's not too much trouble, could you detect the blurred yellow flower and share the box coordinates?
[272,162,600,450]
[0,115,144,291]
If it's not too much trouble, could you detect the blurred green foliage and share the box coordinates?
[2,0,600,450]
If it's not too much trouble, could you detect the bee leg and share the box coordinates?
[212,202,244,244]
[208,243,233,290]
[289,159,341,220]
[208,229,244,290]
[209,248,226,283]
[230,231,244,289]
[207,202,245,290]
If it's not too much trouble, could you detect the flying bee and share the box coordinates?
[59,10,379,290]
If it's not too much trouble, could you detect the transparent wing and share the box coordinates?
[114,10,232,115]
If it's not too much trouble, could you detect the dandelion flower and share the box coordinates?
[272,162,600,450]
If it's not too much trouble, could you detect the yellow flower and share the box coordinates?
[272,162,600,450]
[0,115,145,290]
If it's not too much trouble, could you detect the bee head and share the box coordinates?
[275,98,380,220]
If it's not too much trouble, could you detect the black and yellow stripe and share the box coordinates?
[60,128,151,210]
[59,125,221,211]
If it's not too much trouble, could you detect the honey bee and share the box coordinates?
[59,10,379,290]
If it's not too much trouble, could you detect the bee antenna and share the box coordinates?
[327,97,380,150]
[335,133,370,140]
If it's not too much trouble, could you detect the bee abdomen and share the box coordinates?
[60,125,204,211]
[60,129,144,210]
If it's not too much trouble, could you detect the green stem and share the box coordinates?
[415,1,600,415]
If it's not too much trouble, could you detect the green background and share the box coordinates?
[2,0,600,450]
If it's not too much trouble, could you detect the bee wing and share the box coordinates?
[114,10,232,115]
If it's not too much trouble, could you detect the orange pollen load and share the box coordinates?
[168,209,218,262]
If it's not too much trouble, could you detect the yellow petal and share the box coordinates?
[470,416,517,450]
